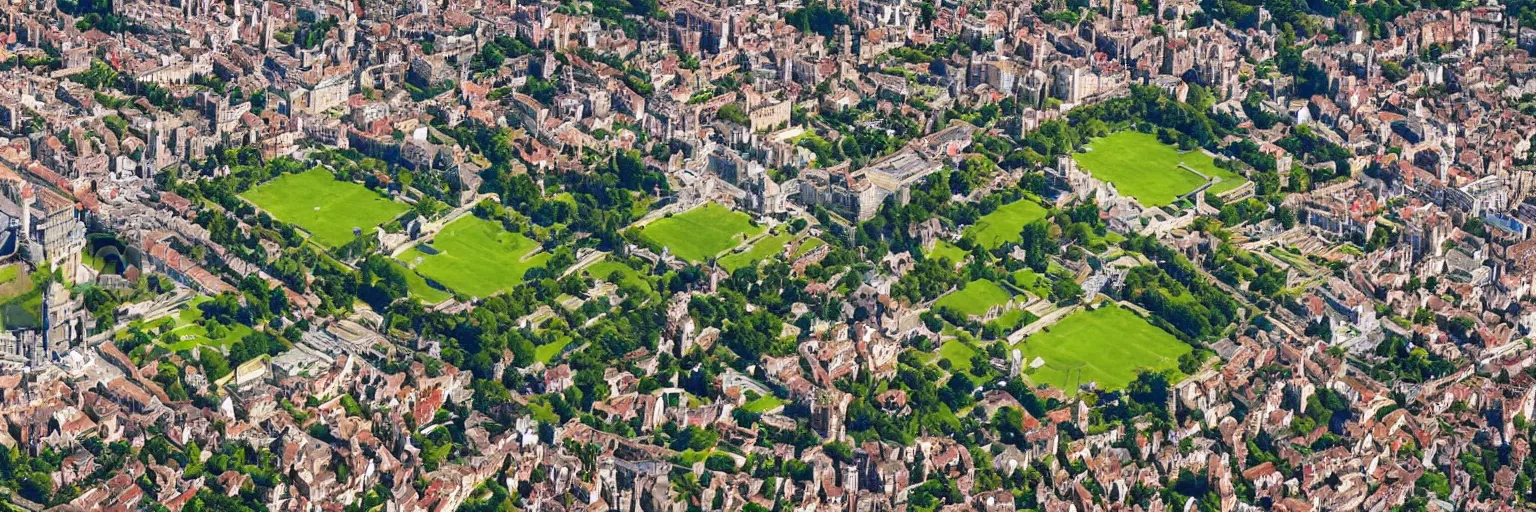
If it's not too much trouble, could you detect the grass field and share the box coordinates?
[641,203,764,262]
[925,240,969,265]
[794,237,825,257]
[1073,132,1246,207]
[934,279,1014,317]
[965,199,1049,249]
[0,265,35,329]
[719,232,795,272]
[1010,269,1051,298]
[535,335,574,364]
[527,400,560,424]
[584,259,652,293]
[388,260,452,304]
[400,216,550,299]
[741,395,786,413]
[937,339,980,372]
[988,309,1036,331]
[1016,303,1190,392]
[241,168,409,247]
[127,297,255,352]
[0,292,40,330]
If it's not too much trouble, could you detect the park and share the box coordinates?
[121,296,255,353]
[399,216,551,299]
[934,279,1015,318]
[241,168,410,247]
[964,198,1049,249]
[1073,131,1247,207]
[1014,302,1191,393]
[640,202,765,263]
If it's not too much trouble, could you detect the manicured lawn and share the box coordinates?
[719,232,795,272]
[1015,303,1191,392]
[934,279,1014,317]
[742,395,786,413]
[1203,159,1249,196]
[127,297,255,353]
[388,260,452,304]
[965,199,1049,249]
[1011,269,1051,298]
[794,237,825,257]
[925,240,969,264]
[241,168,410,247]
[1073,132,1246,207]
[400,216,550,299]
[988,309,1036,331]
[584,260,652,293]
[535,335,574,364]
[162,322,256,353]
[641,203,764,262]
[937,339,979,372]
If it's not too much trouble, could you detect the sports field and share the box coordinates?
[400,216,550,298]
[934,279,1013,317]
[241,168,409,247]
[965,199,1048,249]
[1073,132,1246,207]
[1016,303,1190,392]
[641,203,764,263]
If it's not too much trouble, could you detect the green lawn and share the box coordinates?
[965,199,1049,249]
[794,237,825,257]
[641,203,764,262]
[241,168,409,247]
[1073,132,1246,207]
[82,249,121,274]
[988,309,1036,331]
[1010,269,1051,298]
[719,232,795,272]
[0,292,40,330]
[400,216,550,299]
[924,240,969,265]
[937,339,980,372]
[742,395,786,413]
[126,297,255,353]
[934,279,1014,317]
[1015,303,1191,392]
[584,260,652,293]
[535,335,575,364]
[388,260,452,304]
[526,401,560,424]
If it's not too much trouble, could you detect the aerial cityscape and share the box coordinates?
[0,0,1522,509]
